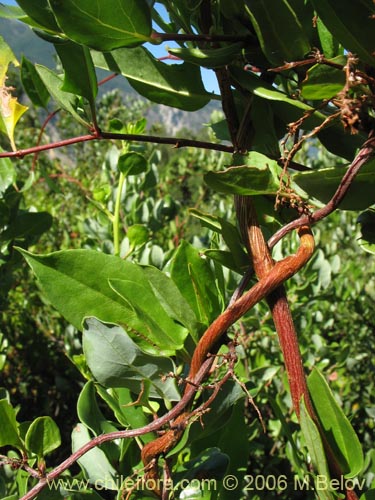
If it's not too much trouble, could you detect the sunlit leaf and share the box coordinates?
[49,0,152,50]
[0,399,24,450]
[25,416,61,459]
[92,47,211,111]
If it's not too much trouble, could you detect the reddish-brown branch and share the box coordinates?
[268,130,375,249]
[0,131,233,159]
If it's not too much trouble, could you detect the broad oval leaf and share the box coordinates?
[25,416,61,459]
[301,56,346,100]
[83,318,181,401]
[49,0,152,50]
[92,47,211,111]
[118,152,148,176]
[127,224,149,247]
[307,368,364,478]
[16,0,60,32]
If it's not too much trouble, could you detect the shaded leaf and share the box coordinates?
[92,47,211,111]
[36,65,90,126]
[292,157,375,210]
[0,399,24,450]
[54,40,98,104]
[301,57,346,100]
[0,153,16,194]
[170,240,222,326]
[25,416,61,458]
[21,56,50,108]
[71,423,118,489]
[15,0,60,32]
[49,0,152,50]
[311,0,375,66]
[168,42,244,68]
[357,209,375,254]
[244,0,310,66]
[308,368,364,477]
[83,317,181,401]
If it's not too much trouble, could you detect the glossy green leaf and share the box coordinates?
[54,40,98,104]
[244,0,310,66]
[301,57,346,100]
[316,18,341,59]
[92,47,211,111]
[48,0,152,50]
[308,368,364,477]
[204,152,282,196]
[24,416,61,458]
[83,317,181,401]
[15,0,60,32]
[71,423,118,490]
[0,154,16,194]
[293,157,375,210]
[0,399,24,450]
[311,0,375,65]
[142,266,200,340]
[109,278,187,354]
[36,65,90,127]
[168,42,244,68]
[118,152,148,176]
[21,56,50,108]
[17,248,145,331]
[357,209,375,254]
[299,398,331,481]
[170,240,222,326]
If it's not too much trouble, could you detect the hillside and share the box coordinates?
[0,18,219,135]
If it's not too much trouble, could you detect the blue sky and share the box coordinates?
[3,0,220,93]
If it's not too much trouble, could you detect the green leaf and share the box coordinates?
[54,40,98,104]
[230,66,364,161]
[301,57,346,100]
[299,398,331,481]
[204,152,282,196]
[77,381,120,464]
[0,399,24,450]
[170,240,222,326]
[292,157,375,210]
[0,154,16,194]
[15,0,60,32]
[308,368,364,477]
[311,0,375,66]
[168,42,244,69]
[16,247,145,330]
[118,152,148,176]
[109,278,187,354]
[142,265,201,340]
[36,65,90,127]
[83,318,181,401]
[1,212,52,243]
[244,0,310,66]
[357,209,375,254]
[71,423,118,490]
[316,18,341,59]
[21,56,50,108]
[127,224,149,247]
[24,416,61,459]
[49,0,152,50]
[92,47,211,111]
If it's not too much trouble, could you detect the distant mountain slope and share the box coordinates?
[0,18,220,134]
